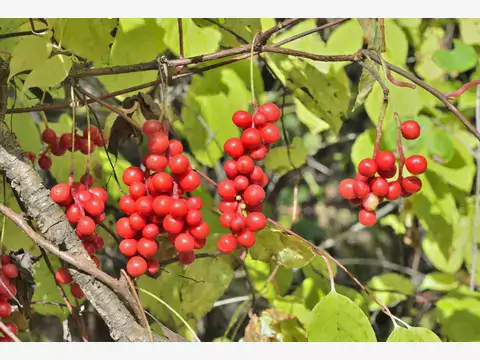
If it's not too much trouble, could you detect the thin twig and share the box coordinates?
[177,19,184,60]
[0,320,21,342]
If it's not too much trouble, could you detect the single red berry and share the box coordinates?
[82,242,96,256]
[178,251,195,265]
[402,176,422,194]
[169,154,190,175]
[175,233,195,253]
[224,138,245,159]
[217,234,237,254]
[405,155,427,175]
[243,185,265,206]
[338,179,356,200]
[237,230,256,248]
[224,160,238,179]
[234,175,250,192]
[126,256,147,278]
[189,221,210,240]
[142,120,163,136]
[152,172,174,193]
[25,151,36,163]
[92,234,104,250]
[230,214,246,233]
[249,166,264,182]
[91,255,100,268]
[220,212,235,228]
[116,217,137,239]
[232,110,252,128]
[147,132,170,154]
[137,238,158,258]
[378,164,397,179]
[89,187,108,203]
[219,200,239,213]
[80,174,94,188]
[169,140,183,155]
[0,301,12,318]
[386,181,402,201]
[152,195,173,216]
[186,196,202,210]
[370,177,389,196]
[119,239,138,257]
[1,254,10,265]
[83,125,100,139]
[147,259,160,274]
[163,215,184,234]
[249,144,269,161]
[236,156,254,175]
[194,237,206,249]
[83,198,105,217]
[129,212,147,231]
[356,173,371,183]
[51,140,67,156]
[60,133,73,150]
[119,195,136,215]
[241,128,262,150]
[122,167,144,186]
[2,264,18,279]
[38,155,52,170]
[77,190,93,204]
[71,283,84,299]
[362,193,379,211]
[77,216,96,236]
[78,137,96,154]
[358,158,378,177]
[146,154,168,172]
[129,182,146,199]
[375,151,396,171]
[261,124,280,144]
[246,212,267,232]
[218,179,237,200]
[135,196,153,216]
[353,181,370,199]
[170,199,188,217]
[259,103,281,123]
[252,111,268,127]
[359,209,376,227]
[94,133,106,146]
[142,223,160,239]
[401,120,421,140]
[179,171,201,192]
[50,183,72,205]
[42,128,57,145]
[186,209,202,226]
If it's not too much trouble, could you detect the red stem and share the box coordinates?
[386,67,416,89]
[373,100,388,159]
[444,79,480,100]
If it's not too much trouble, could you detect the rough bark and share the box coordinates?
[0,59,179,342]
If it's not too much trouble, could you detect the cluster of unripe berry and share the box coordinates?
[26,126,105,170]
[116,120,210,278]
[216,103,281,253]
[49,175,107,298]
[339,120,426,227]
[0,255,19,342]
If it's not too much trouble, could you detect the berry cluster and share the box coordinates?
[27,126,106,170]
[216,103,281,254]
[339,120,426,227]
[116,120,210,278]
[0,254,19,342]
[50,176,107,298]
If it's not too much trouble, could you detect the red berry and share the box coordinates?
[91,255,100,267]
[350,198,362,206]
[232,110,252,128]
[401,120,421,140]
[370,177,389,197]
[83,198,105,217]
[224,138,245,159]
[230,214,246,233]
[218,179,237,200]
[50,183,72,204]
[338,179,356,200]
[375,151,396,171]
[246,212,267,232]
[362,193,379,211]
[89,187,108,203]
[169,140,183,155]
[92,234,104,250]
[259,103,281,123]
[1,264,18,279]
[70,283,84,299]
[186,209,202,226]
[359,209,376,227]
[189,221,210,240]
[241,128,262,149]
[224,160,238,179]
[38,155,52,170]
[170,199,187,217]
[152,195,173,215]
[129,181,146,199]
[220,212,235,227]
[137,238,158,258]
[78,137,96,154]
[0,301,12,318]
[261,124,280,144]
[169,154,190,175]
[163,215,184,234]
[142,223,160,239]
[194,237,206,249]
[234,175,250,192]
[236,156,254,175]
[178,251,195,265]
[119,239,138,257]
[122,167,144,186]
[83,242,96,256]
[237,230,256,248]
[186,196,202,210]
[152,172,173,193]
[249,166,264,182]
[243,185,265,206]
[249,144,269,161]
[116,217,137,239]
[25,151,36,163]
[60,133,73,150]
[119,195,136,215]
[356,173,371,183]
[42,128,57,145]
[405,155,427,175]
[83,125,100,139]
[129,212,147,231]
[147,132,169,154]
[147,259,160,274]
[219,200,239,213]
[358,158,378,177]
[378,164,397,179]
[77,216,96,236]
[402,176,422,194]
[135,196,153,216]
[0,322,17,338]
[1,254,10,265]
[179,171,201,192]
[217,234,237,254]
[146,154,168,172]
[386,181,402,201]
[252,111,268,127]
[142,120,162,136]
[51,140,67,156]
[77,190,93,204]
[353,181,370,199]
[126,256,147,277]
[81,174,94,188]
[175,233,195,253]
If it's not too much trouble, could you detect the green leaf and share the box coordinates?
[459,18,480,45]
[383,19,409,68]
[307,292,376,342]
[215,18,261,47]
[350,129,376,169]
[53,19,116,63]
[433,40,478,73]
[358,19,383,52]
[353,60,380,111]
[23,54,72,91]
[8,34,52,81]
[265,137,307,175]
[302,254,337,280]
[366,273,414,311]
[324,20,363,71]
[425,129,455,163]
[387,327,441,342]
[419,272,459,292]
[294,97,330,134]
[415,27,445,81]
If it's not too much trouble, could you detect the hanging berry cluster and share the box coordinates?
[216,103,281,254]
[27,126,106,170]
[49,176,107,298]
[0,254,19,342]
[116,120,210,278]
[339,119,426,227]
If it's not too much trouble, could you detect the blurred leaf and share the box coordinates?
[415,27,445,81]
[383,19,409,68]
[23,55,72,91]
[325,20,363,71]
[358,19,383,52]
[419,272,459,292]
[379,214,407,235]
[244,309,305,342]
[433,40,477,73]
[307,292,376,342]
[265,137,307,175]
[459,18,480,45]
[366,273,414,311]
[294,97,330,134]
[353,59,380,111]
[425,130,455,163]
[215,18,261,47]
[8,34,52,81]
[351,129,376,169]
[387,327,441,342]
